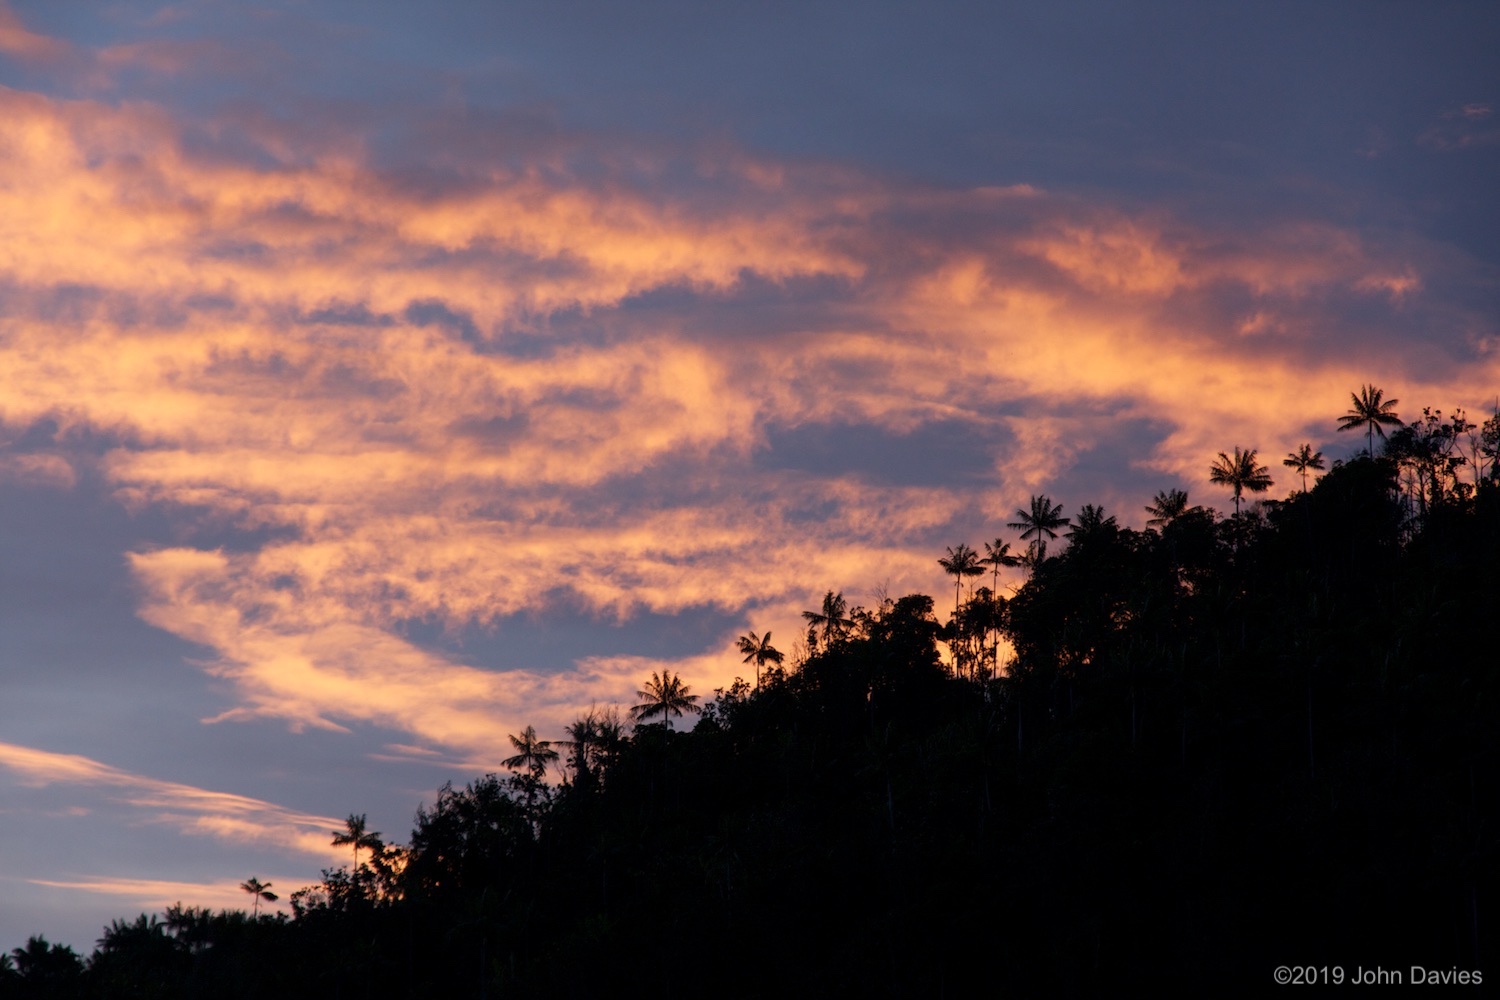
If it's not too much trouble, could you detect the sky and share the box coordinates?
[1,0,1496,951]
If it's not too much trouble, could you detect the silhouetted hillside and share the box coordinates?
[6,438,1498,997]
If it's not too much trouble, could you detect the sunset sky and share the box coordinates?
[1,1,1496,949]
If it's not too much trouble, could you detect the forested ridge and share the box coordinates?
[6,391,1498,997]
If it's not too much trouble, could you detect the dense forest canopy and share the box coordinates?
[6,390,1497,997]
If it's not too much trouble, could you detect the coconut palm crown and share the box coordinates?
[331,814,383,871]
[240,877,278,919]
[1144,488,1191,528]
[502,725,560,777]
[1008,495,1069,543]
[736,630,784,688]
[1209,447,1274,516]
[1337,384,1402,456]
[802,590,853,648]
[1283,443,1326,493]
[630,670,700,730]
[937,543,984,618]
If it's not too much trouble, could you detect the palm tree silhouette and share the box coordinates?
[503,725,560,777]
[1008,495,1069,562]
[1018,538,1048,573]
[937,543,984,620]
[9,936,83,985]
[331,814,383,872]
[1283,444,1326,493]
[736,630,784,689]
[240,877,278,918]
[1144,488,1190,528]
[631,670,700,729]
[801,590,853,648]
[1338,384,1401,456]
[558,707,625,785]
[981,539,1020,671]
[503,725,561,813]
[1209,447,1273,516]
[559,712,600,783]
[1065,503,1117,541]
[982,538,1021,593]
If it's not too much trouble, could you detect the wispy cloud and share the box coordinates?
[0,742,344,859]
[0,76,1493,756]
[28,876,292,917]
[1419,103,1500,151]
[0,3,68,62]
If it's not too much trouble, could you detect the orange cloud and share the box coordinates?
[0,77,1494,759]
[1356,270,1422,302]
[1025,216,1188,296]
[0,4,67,62]
[30,877,294,917]
[0,452,75,488]
[0,88,862,333]
[0,741,344,859]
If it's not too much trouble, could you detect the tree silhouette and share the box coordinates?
[1283,444,1326,493]
[1008,495,1069,566]
[89,915,182,993]
[18,432,1500,996]
[1387,407,1470,517]
[1209,447,1273,516]
[503,725,561,813]
[736,630,784,689]
[1009,494,1069,543]
[802,590,853,648]
[1065,503,1117,542]
[1482,405,1500,485]
[331,813,383,872]
[1337,384,1401,456]
[937,543,984,620]
[559,708,616,786]
[1144,488,1190,528]
[502,725,560,778]
[979,539,1020,672]
[1455,404,1496,489]
[631,670,700,729]
[982,538,1021,594]
[1018,538,1049,572]
[240,876,278,918]
[9,936,84,990]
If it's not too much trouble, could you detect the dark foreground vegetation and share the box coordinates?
[6,391,1498,997]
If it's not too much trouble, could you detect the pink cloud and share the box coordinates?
[0,741,345,859]
[0,3,68,62]
[0,78,1493,754]
[1420,104,1500,151]
[30,877,295,918]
